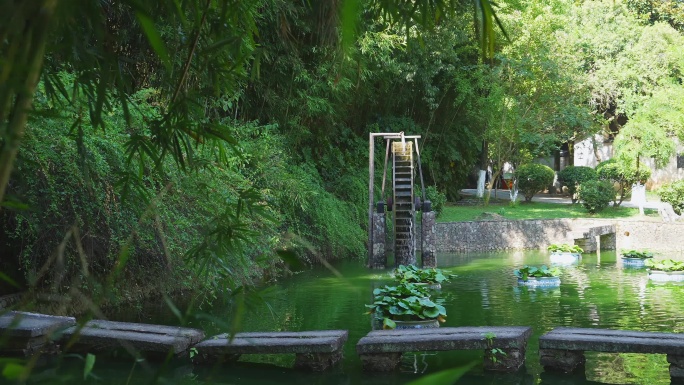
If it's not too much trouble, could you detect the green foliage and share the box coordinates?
[658,180,684,215]
[645,259,684,272]
[3,90,275,293]
[558,166,598,203]
[578,180,615,214]
[0,0,512,303]
[481,0,595,193]
[2,82,370,296]
[425,186,447,217]
[393,265,454,284]
[596,158,651,207]
[622,250,654,259]
[405,362,476,385]
[365,282,447,328]
[547,244,583,253]
[515,164,554,202]
[83,354,95,380]
[627,0,684,31]
[488,348,508,363]
[550,1,684,175]
[513,265,561,281]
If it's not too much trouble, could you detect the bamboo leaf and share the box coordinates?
[406,361,477,385]
[341,0,361,54]
[135,12,171,71]
[83,353,95,379]
[2,363,24,380]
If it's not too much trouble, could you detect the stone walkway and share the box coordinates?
[460,189,664,210]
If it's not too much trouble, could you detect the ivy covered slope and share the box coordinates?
[0,0,500,301]
[0,85,365,299]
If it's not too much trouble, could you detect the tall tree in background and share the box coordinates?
[480,0,595,199]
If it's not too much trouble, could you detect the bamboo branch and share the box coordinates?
[170,0,211,106]
[0,0,57,208]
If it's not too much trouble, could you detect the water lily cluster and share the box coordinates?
[547,244,584,253]
[392,264,455,284]
[645,259,684,272]
[365,282,447,329]
[621,250,654,259]
[513,265,561,281]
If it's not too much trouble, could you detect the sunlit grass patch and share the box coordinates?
[439,202,659,222]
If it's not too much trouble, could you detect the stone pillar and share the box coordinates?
[601,232,616,250]
[667,354,684,383]
[539,349,585,373]
[369,212,386,269]
[574,237,596,253]
[421,211,437,268]
[294,351,343,371]
[359,352,403,371]
[483,347,526,372]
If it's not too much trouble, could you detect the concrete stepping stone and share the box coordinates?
[193,330,349,371]
[0,311,76,356]
[62,319,205,359]
[357,326,532,372]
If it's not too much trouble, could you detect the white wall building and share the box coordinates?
[573,135,683,189]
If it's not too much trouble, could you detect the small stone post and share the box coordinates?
[421,211,436,268]
[369,212,386,269]
[668,354,684,383]
[539,349,586,373]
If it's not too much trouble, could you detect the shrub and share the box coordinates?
[515,164,555,202]
[578,180,614,213]
[596,159,651,207]
[558,166,598,203]
[658,180,684,215]
[425,185,447,217]
[547,244,583,253]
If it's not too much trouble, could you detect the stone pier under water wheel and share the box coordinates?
[367,132,436,269]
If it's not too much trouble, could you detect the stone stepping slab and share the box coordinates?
[0,311,76,355]
[357,326,532,353]
[539,327,684,381]
[540,327,684,354]
[193,330,349,371]
[62,319,205,358]
[357,326,532,372]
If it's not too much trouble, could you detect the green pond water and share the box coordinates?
[39,250,684,384]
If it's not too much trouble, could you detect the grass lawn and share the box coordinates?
[438,201,660,222]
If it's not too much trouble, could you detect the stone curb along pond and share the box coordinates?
[4,310,684,383]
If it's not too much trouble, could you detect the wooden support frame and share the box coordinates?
[368,133,421,267]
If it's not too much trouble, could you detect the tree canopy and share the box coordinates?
[2,0,684,298]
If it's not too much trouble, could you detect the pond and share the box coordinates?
[49,250,684,384]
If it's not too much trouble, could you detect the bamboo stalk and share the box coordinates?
[0,0,57,208]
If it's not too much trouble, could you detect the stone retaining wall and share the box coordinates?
[435,218,683,255]
[616,221,684,256]
[0,294,22,310]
